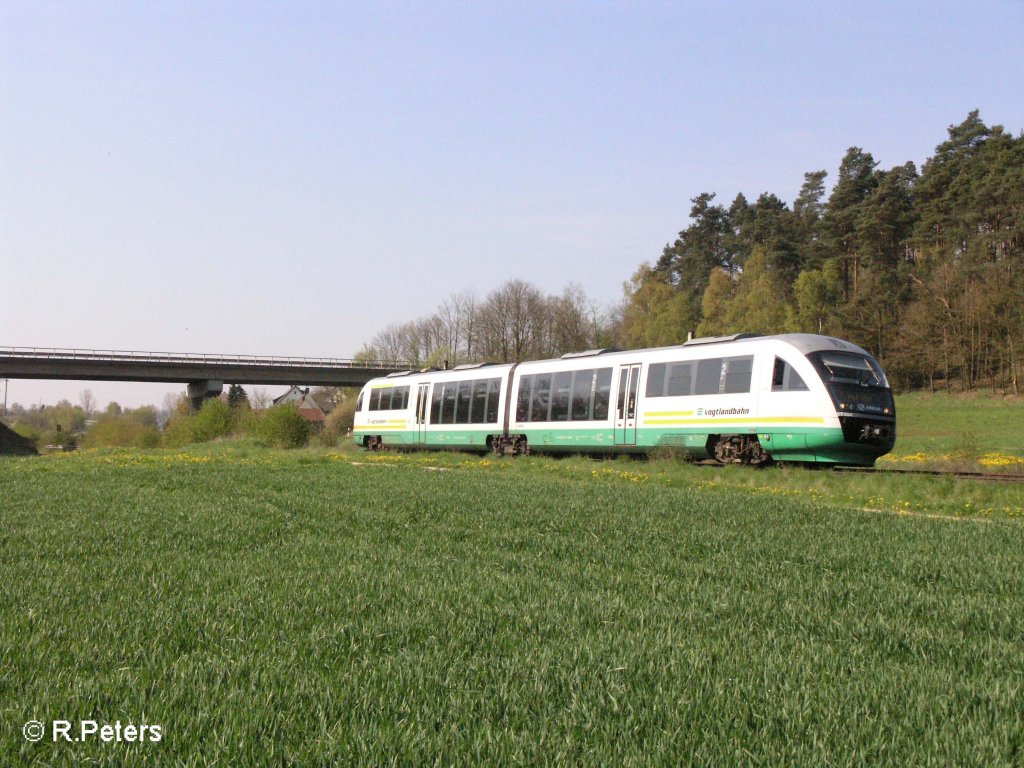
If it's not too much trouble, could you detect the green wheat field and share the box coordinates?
[2,394,1023,766]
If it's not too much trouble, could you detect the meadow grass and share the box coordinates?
[2,445,1023,766]
[884,391,1024,471]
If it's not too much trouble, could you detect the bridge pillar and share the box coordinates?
[187,379,224,411]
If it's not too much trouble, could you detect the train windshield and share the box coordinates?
[807,351,894,417]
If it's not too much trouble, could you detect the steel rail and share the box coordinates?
[831,466,1024,483]
[690,461,1024,482]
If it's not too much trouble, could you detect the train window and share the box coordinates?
[815,352,886,387]
[646,364,666,397]
[666,362,693,396]
[486,379,501,423]
[593,368,612,420]
[723,357,753,393]
[550,371,572,421]
[616,368,628,416]
[356,391,364,411]
[516,375,532,422]
[470,380,488,423]
[772,358,809,391]
[695,358,723,395]
[571,369,594,420]
[399,386,410,409]
[530,375,552,422]
[442,383,458,424]
[455,381,472,423]
[430,385,443,423]
[369,389,382,410]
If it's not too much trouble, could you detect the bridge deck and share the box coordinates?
[0,347,409,387]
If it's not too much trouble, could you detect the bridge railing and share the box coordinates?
[0,346,409,370]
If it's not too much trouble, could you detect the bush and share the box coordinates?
[189,398,234,443]
[81,417,159,449]
[39,428,78,451]
[161,398,235,447]
[11,422,42,445]
[161,416,194,448]
[323,397,356,446]
[249,404,311,449]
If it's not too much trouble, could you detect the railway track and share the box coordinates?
[693,460,1024,483]
[831,466,1024,483]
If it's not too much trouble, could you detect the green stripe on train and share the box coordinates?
[352,425,875,462]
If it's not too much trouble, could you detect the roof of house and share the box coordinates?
[297,407,326,423]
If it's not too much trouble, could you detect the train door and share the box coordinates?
[415,383,430,444]
[614,364,641,446]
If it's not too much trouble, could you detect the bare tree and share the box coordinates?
[79,389,96,418]
[249,386,271,411]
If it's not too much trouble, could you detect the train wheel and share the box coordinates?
[490,434,529,456]
[365,435,383,451]
[712,435,770,466]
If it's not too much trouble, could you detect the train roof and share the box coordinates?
[756,334,873,357]
[530,333,874,364]
[361,334,876,387]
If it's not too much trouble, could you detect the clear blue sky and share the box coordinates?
[3,0,1023,409]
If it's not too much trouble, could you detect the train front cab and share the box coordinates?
[805,347,895,465]
[756,340,895,466]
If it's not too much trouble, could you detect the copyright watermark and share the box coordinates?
[22,719,162,744]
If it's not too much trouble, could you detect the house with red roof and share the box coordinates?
[272,386,326,427]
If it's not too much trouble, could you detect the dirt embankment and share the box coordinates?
[0,422,36,455]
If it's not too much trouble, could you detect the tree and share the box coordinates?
[820,147,879,299]
[249,387,271,411]
[719,248,790,335]
[620,265,695,348]
[79,389,96,418]
[227,384,250,410]
[790,263,841,334]
[696,269,734,337]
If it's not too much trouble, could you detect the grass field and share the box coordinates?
[884,391,1024,471]
[3,439,1024,766]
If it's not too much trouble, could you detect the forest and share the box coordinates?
[358,112,1022,394]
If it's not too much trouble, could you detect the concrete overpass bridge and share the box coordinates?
[0,346,409,408]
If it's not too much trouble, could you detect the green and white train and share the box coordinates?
[353,333,896,466]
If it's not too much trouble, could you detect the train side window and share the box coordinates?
[666,362,693,396]
[430,385,443,422]
[695,358,723,395]
[592,368,612,420]
[369,389,382,410]
[454,381,472,423]
[772,358,809,391]
[571,369,594,420]
[723,356,753,393]
[550,371,572,421]
[442,383,458,424]
[531,375,552,422]
[470,380,488,423]
[646,364,666,397]
[399,386,410,409]
[485,378,501,423]
[516,376,533,422]
[788,368,808,391]
[356,391,364,411]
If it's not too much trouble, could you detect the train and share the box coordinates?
[352,333,896,466]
